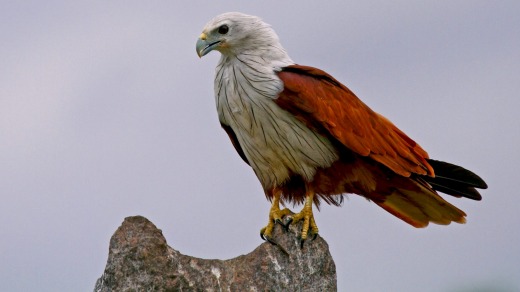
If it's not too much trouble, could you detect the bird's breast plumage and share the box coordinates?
[215,56,339,189]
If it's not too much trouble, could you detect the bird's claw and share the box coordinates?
[260,188,319,249]
[289,202,319,248]
[260,230,277,245]
[276,217,292,232]
[299,230,319,248]
[260,207,293,241]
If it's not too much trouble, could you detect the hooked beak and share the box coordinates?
[196,33,221,58]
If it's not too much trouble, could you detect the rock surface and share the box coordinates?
[94,216,337,291]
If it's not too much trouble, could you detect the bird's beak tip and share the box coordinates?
[196,37,208,58]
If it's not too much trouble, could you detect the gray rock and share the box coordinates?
[94,216,337,291]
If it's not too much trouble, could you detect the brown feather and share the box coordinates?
[268,64,484,227]
[218,63,486,227]
[277,65,432,178]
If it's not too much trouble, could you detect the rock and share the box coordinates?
[94,216,337,291]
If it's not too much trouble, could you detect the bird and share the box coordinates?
[195,12,487,244]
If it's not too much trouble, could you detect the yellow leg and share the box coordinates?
[290,185,319,244]
[260,188,293,242]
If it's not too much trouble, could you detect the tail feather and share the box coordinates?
[423,159,487,201]
[374,185,466,228]
[369,159,485,227]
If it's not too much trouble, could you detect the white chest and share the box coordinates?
[215,60,339,189]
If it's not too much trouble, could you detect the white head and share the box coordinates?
[196,12,292,65]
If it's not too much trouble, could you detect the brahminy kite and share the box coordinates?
[196,12,487,244]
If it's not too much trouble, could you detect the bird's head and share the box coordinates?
[196,12,283,58]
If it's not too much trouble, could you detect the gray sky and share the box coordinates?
[1,1,519,291]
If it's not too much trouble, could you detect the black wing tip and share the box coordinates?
[428,182,483,201]
[425,159,487,201]
[427,159,488,189]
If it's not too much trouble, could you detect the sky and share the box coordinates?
[1,1,519,291]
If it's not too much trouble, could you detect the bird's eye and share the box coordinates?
[218,25,229,35]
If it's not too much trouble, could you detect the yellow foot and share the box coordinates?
[260,189,293,243]
[289,186,319,248]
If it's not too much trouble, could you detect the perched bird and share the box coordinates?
[196,12,487,244]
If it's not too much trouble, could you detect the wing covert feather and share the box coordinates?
[276,65,433,177]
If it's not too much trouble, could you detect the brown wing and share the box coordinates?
[276,64,433,177]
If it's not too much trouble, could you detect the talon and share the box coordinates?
[281,217,293,231]
[278,220,289,232]
[260,223,274,242]
[260,227,276,244]
[260,186,320,247]
[275,217,291,232]
[265,235,276,245]
[281,223,290,232]
[260,189,294,240]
